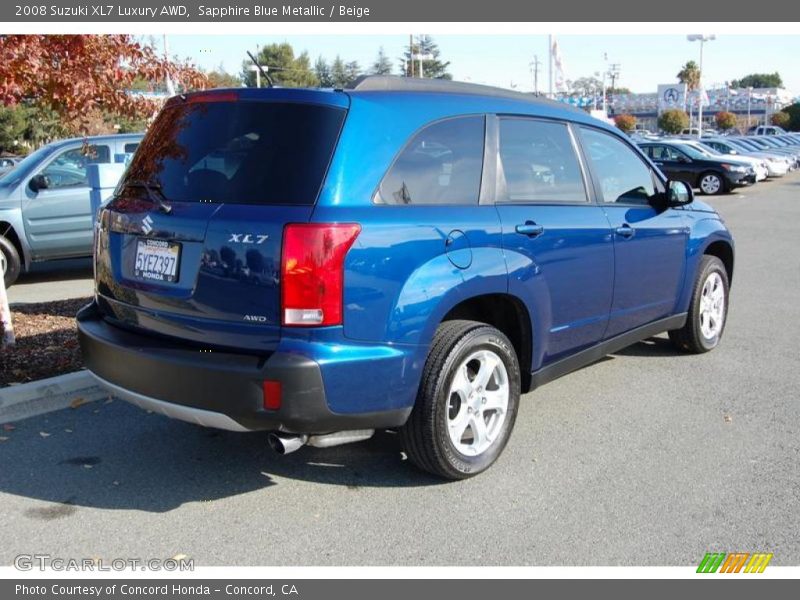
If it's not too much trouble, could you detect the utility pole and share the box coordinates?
[607,63,621,92]
[530,55,541,95]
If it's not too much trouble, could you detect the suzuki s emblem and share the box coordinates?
[141,215,154,235]
[228,233,269,244]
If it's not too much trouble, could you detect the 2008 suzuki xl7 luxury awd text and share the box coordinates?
[78,76,734,479]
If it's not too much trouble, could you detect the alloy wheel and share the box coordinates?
[700,174,722,195]
[699,272,725,339]
[446,349,510,457]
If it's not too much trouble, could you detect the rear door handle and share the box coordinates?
[515,222,544,238]
[615,224,635,239]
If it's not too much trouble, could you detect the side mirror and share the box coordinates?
[677,155,691,163]
[729,150,738,155]
[667,180,693,206]
[28,174,50,192]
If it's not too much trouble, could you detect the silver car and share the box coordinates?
[0,133,143,286]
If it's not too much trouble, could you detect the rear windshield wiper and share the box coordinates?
[122,180,173,214]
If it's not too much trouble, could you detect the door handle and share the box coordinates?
[515,222,544,238]
[615,224,635,239]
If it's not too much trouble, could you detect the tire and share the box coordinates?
[0,235,21,288]
[669,256,729,353]
[401,320,521,480]
[698,171,726,195]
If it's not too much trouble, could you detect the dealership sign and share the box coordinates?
[657,83,687,113]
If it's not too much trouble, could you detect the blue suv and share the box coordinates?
[77,77,734,479]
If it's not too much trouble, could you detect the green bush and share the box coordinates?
[614,114,637,134]
[658,109,690,134]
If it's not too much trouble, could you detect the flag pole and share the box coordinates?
[548,34,554,98]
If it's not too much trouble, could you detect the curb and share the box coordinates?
[0,371,109,425]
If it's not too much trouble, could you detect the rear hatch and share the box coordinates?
[95,89,348,351]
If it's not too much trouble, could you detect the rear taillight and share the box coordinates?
[281,223,361,327]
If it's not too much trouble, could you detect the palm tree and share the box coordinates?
[677,60,701,91]
[677,60,702,127]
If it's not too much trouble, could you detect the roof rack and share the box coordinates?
[346,75,580,111]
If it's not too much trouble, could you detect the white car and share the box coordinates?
[701,138,789,178]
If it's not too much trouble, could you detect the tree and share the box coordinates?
[206,64,241,88]
[371,47,393,75]
[0,35,206,134]
[715,111,738,131]
[779,103,800,131]
[401,35,451,79]
[771,111,790,128]
[241,43,318,88]
[314,57,334,87]
[658,109,690,134]
[569,76,603,96]
[677,61,701,91]
[606,86,632,95]
[0,106,27,154]
[613,114,637,134]
[731,73,783,89]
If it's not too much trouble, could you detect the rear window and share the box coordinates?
[121,101,346,205]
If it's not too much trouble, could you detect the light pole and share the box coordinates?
[747,86,753,127]
[687,34,715,138]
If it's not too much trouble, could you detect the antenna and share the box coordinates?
[246,50,273,88]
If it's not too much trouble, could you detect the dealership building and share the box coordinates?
[556,85,796,131]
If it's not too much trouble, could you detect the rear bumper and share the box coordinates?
[77,302,411,433]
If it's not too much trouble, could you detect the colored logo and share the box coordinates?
[697,552,773,573]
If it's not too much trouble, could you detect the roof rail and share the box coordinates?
[346,75,580,111]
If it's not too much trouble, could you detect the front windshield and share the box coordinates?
[0,144,57,187]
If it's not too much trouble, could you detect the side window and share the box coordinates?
[497,118,587,203]
[580,128,657,206]
[123,143,139,153]
[376,116,484,205]
[40,145,110,189]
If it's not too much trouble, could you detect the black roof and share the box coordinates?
[347,75,584,114]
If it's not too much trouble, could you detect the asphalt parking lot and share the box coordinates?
[1,175,798,567]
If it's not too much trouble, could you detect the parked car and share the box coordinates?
[673,138,768,182]
[77,77,734,479]
[734,136,800,168]
[701,138,790,178]
[0,157,20,174]
[748,125,786,136]
[0,133,143,286]
[638,140,755,195]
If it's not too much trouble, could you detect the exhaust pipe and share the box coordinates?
[268,433,308,455]
[307,429,374,448]
[268,429,374,455]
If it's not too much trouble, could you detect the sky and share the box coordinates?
[165,34,800,95]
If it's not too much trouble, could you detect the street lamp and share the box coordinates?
[687,34,715,138]
[747,86,754,127]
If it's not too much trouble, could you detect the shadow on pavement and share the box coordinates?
[17,258,93,284]
[613,336,686,358]
[0,400,443,515]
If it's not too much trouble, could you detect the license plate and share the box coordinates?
[133,239,181,283]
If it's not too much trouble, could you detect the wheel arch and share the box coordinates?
[440,293,534,392]
[703,239,734,285]
[0,220,28,271]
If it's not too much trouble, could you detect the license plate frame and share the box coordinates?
[133,238,182,283]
